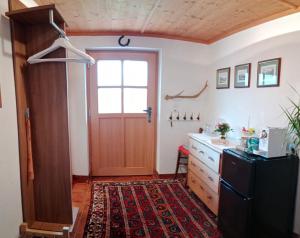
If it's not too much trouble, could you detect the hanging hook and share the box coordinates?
[118,35,131,47]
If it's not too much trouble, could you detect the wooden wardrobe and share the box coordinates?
[6,0,73,228]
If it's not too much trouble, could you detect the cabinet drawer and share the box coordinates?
[202,145,220,173]
[189,138,221,173]
[188,155,220,193]
[188,170,219,215]
[189,139,206,160]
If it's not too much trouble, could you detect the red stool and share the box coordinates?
[174,145,189,179]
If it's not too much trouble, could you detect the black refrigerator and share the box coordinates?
[218,149,299,238]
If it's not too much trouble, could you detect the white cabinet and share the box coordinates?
[187,134,228,215]
[189,154,219,193]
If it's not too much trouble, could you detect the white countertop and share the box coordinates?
[188,133,238,153]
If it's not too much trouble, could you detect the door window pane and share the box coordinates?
[97,60,122,86]
[123,60,148,86]
[124,88,147,113]
[98,88,121,113]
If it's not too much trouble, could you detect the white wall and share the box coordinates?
[68,36,210,175]
[205,28,300,236]
[205,31,300,133]
[67,12,300,234]
[0,1,23,238]
[68,12,300,177]
[210,12,300,62]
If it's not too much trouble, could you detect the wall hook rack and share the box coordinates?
[168,111,201,127]
[165,81,208,100]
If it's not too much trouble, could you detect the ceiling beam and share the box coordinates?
[276,0,299,9]
[140,0,161,33]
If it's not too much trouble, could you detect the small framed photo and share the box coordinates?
[257,58,281,87]
[216,67,230,89]
[234,63,251,88]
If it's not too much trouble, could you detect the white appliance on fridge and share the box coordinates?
[258,127,287,158]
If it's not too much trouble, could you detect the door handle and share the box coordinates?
[143,106,152,123]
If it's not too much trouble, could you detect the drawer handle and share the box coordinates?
[200,168,204,173]
[208,176,214,182]
[207,195,213,200]
[191,145,198,150]
[208,156,215,162]
[191,162,196,167]
[199,150,204,154]
[199,185,204,190]
[231,161,236,166]
[191,179,196,184]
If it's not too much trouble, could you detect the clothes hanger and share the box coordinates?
[27,10,95,65]
[27,37,95,64]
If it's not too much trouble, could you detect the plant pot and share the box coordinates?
[220,134,226,140]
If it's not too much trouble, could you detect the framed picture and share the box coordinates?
[216,67,230,89]
[234,63,251,88]
[257,58,281,87]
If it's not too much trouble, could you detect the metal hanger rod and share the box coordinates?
[49,9,68,39]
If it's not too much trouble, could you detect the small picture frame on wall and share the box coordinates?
[257,58,281,87]
[234,63,251,88]
[216,67,230,89]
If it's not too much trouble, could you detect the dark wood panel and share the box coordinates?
[25,23,72,224]
[9,19,36,224]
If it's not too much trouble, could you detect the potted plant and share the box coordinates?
[281,88,300,153]
[214,122,232,140]
[282,86,300,235]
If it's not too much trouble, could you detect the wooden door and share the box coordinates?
[87,50,158,176]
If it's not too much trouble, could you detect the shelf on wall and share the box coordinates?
[6,4,65,25]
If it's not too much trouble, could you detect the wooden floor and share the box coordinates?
[70,174,300,238]
[70,174,181,238]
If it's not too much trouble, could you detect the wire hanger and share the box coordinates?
[27,10,95,65]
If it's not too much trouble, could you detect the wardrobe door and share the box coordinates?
[7,4,73,225]
[26,23,72,224]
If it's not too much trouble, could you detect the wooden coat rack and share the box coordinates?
[6,0,73,228]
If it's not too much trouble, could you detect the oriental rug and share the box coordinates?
[84,179,221,238]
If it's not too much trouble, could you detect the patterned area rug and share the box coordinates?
[84,179,221,238]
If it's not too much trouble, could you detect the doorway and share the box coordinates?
[87,50,158,176]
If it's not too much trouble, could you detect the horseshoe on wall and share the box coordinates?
[118,35,131,47]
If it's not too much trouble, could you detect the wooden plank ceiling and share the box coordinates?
[35,0,300,44]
